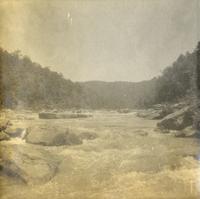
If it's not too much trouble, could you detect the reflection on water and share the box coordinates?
[1,111,200,199]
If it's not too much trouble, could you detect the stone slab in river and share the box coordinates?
[39,112,92,119]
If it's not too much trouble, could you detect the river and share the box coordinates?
[1,111,200,199]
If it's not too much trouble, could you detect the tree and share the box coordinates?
[194,41,200,130]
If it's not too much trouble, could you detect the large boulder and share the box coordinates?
[0,143,59,184]
[25,125,82,146]
[157,106,194,130]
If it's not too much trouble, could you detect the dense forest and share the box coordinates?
[0,48,84,110]
[0,44,197,110]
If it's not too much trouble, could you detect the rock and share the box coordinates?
[25,125,82,146]
[152,104,163,110]
[38,112,57,119]
[79,132,98,140]
[174,126,199,138]
[72,109,82,114]
[171,102,187,110]
[0,131,10,141]
[0,120,12,131]
[158,105,174,119]
[137,109,162,120]
[39,112,92,119]
[52,131,82,146]
[134,130,148,136]
[137,104,173,120]
[4,127,25,138]
[157,106,194,130]
[56,113,91,119]
[0,143,59,184]
[117,109,131,114]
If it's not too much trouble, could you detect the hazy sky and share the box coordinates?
[0,0,199,82]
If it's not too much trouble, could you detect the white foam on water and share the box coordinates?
[1,112,200,199]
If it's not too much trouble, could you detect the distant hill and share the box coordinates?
[80,47,196,109]
[80,80,157,109]
[0,44,197,110]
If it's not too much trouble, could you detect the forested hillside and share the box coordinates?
[154,52,196,104]
[0,48,84,109]
[0,44,197,110]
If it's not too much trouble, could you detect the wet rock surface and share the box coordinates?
[0,142,60,184]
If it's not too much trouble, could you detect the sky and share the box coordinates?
[0,0,199,82]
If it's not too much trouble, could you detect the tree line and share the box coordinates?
[0,43,198,110]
